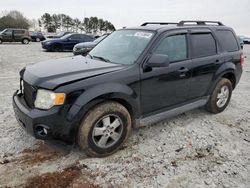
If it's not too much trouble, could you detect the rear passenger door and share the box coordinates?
[140,30,193,115]
[13,30,25,42]
[188,29,223,100]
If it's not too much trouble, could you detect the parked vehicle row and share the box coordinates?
[0,29,103,48]
[13,20,243,157]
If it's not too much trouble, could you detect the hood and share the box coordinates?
[23,56,125,90]
[75,41,96,48]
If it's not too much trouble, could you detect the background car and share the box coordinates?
[46,31,73,39]
[243,37,250,44]
[0,28,31,44]
[41,33,94,52]
[73,34,109,55]
[238,36,244,49]
[29,31,46,42]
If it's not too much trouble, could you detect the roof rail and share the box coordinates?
[177,20,224,26]
[141,22,178,26]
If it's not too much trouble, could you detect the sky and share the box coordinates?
[1,0,250,36]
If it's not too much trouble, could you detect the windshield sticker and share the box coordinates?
[134,32,153,39]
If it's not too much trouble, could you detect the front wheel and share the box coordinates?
[36,38,41,42]
[78,101,132,157]
[206,78,232,113]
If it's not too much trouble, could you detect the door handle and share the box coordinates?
[178,67,189,78]
[178,67,189,73]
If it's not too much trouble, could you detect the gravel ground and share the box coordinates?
[0,43,250,188]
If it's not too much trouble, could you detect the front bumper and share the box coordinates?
[12,91,76,143]
[41,43,52,50]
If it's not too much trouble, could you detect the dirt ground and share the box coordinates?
[0,42,250,188]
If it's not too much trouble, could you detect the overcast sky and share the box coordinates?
[1,0,250,36]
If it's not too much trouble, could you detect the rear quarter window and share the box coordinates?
[216,30,239,52]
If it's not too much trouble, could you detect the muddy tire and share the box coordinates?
[78,101,132,157]
[206,78,232,114]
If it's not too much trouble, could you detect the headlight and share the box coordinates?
[34,89,66,110]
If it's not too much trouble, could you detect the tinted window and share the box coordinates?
[68,34,81,40]
[4,29,12,35]
[14,30,25,35]
[81,35,93,41]
[154,34,187,62]
[216,30,239,52]
[191,33,217,58]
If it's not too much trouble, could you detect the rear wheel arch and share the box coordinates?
[222,72,236,89]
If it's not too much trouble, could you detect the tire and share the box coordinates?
[206,78,232,114]
[22,38,29,44]
[36,38,41,42]
[0,39,2,44]
[78,101,132,157]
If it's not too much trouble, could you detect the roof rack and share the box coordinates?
[141,22,178,26]
[177,20,224,26]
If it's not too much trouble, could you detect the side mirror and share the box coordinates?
[147,54,170,67]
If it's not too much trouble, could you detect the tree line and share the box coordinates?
[0,10,116,33]
[40,13,115,33]
[0,11,30,31]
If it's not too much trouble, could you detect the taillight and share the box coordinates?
[240,53,244,69]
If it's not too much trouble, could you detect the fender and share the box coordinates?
[66,83,140,122]
[207,61,236,95]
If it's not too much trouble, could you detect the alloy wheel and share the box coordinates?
[216,85,229,108]
[92,114,123,149]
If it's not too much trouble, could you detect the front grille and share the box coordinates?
[23,81,36,108]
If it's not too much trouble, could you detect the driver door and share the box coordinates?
[2,29,13,42]
[140,30,193,116]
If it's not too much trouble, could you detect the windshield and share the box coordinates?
[60,33,72,39]
[0,29,7,34]
[94,34,108,43]
[89,30,154,65]
[56,32,65,37]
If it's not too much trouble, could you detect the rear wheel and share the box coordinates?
[206,78,232,113]
[78,101,132,157]
[22,38,29,44]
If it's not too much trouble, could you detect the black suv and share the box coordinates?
[0,28,31,44]
[13,21,243,157]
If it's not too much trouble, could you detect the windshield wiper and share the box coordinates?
[93,55,111,63]
[87,53,93,59]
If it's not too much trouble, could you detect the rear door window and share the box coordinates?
[191,33,217,58]
[69,34,81,40]
[216,30,239,52]
[153,34,188,62]
[14,30,25,35]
